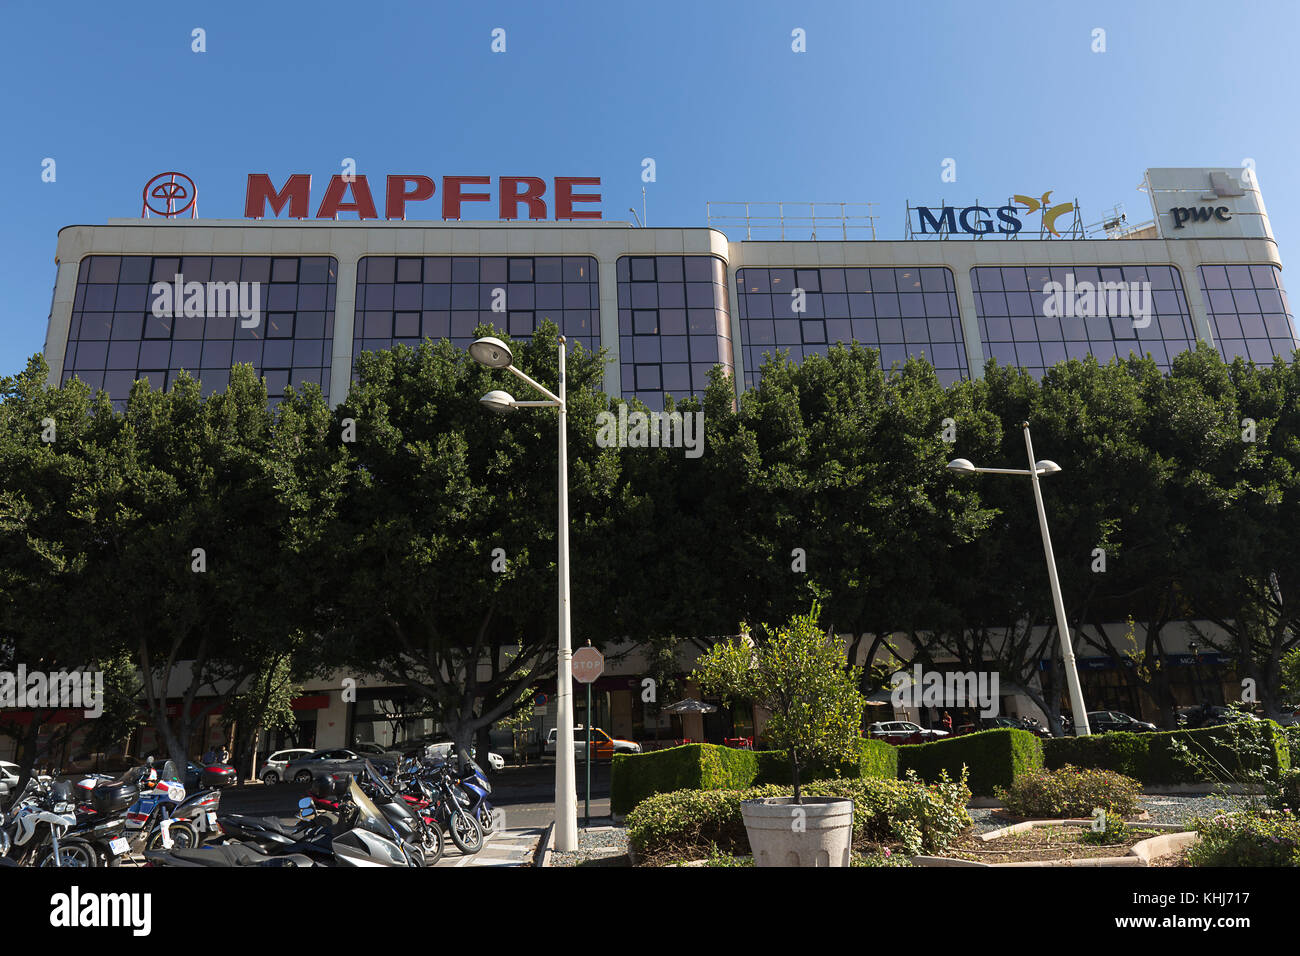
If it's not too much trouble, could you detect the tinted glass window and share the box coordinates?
[737,267,965,389]
[972,265,1195,377]
[64,255,337,408]
[353,255,599,380]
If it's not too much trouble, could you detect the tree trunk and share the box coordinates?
[451,722,476,772]
[790,751,801,804]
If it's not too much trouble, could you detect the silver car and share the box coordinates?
[283,748,394,784]
[259,748,314,785]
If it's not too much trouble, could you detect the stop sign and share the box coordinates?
[571,647,604,684]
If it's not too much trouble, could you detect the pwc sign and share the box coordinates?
[244,174,601,221]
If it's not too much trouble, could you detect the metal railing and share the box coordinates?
[706,201,879,241]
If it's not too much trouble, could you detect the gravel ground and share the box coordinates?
[548,825,630,867]
[1135,793,1238,826]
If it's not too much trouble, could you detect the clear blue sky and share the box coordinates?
[2,0,1297,377]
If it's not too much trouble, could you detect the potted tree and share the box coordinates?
[694,604,866,866]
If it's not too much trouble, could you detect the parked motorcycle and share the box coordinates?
[2,778,98,867]
[396,757,483,854]
[448,752,499,836]
[122,761,202,853]
[147,776,422,867]
[352,761,444,864]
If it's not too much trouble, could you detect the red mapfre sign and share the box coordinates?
[244,174,601,221]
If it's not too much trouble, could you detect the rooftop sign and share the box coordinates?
[243,174,602,221]
[905,191,1083,239]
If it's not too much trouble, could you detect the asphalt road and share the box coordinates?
[486,759,611,828]
[216,757,609,835]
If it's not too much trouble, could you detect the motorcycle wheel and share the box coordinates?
[145,820,200,852]
[420,823,444,865]
[479,805,497,835]
[447,809,483,854]
[37,838,98,868]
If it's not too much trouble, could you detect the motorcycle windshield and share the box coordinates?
[361,760,396,800]
[159,760,182,784]
[348,779,398,842]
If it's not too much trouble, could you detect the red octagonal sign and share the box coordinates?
[571,647,604,684]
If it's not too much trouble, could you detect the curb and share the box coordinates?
[912,826,1198,867]
[979,816,1173,841]
[1129,830,1199,864]
[534,821,555,868]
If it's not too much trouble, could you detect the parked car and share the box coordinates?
[350,742,406,763]
[866,721,949,745]
[543,726,642,760]
[258,748,314,784]
[181,760,237,791]
[1087,711,1158,733]
[283,748,395,784]
[1178,704,1262,729]
[402,735,505,770]
[953,716,1035,736]
[0,760,17,801]
[1272,705,1300,727]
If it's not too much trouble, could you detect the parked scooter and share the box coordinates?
[146,776,423,867]
[346,762,444,864]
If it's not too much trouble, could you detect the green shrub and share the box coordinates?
[624,771,972,861]
[1186,810,1300,867]
[1079,814,1129,846]
[897,728,1043,796]
[610,737,897,815]
[1274,768,1300,812]
[995,764,1142,819]
[1045,721,1292,785]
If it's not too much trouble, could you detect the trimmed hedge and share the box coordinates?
[610,738,898,816]
[897,728,1043,796]
[1043,721,1293,785]
[1041,731,1150,779]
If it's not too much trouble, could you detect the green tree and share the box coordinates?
[693,603,866,801]
[0,356,134,789]
[93,365,340,772]
[320,323,626,762]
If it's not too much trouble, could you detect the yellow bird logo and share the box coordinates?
[1012,190,1075,237]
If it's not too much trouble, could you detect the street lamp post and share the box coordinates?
[947,422,1092,737]
[470,335,579,850]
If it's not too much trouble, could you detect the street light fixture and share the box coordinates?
[947,422,1092,737]
[469,334,579,850]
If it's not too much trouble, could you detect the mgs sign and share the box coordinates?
[244,174,602,221]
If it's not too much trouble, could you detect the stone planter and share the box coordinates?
[740,797,853,867]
